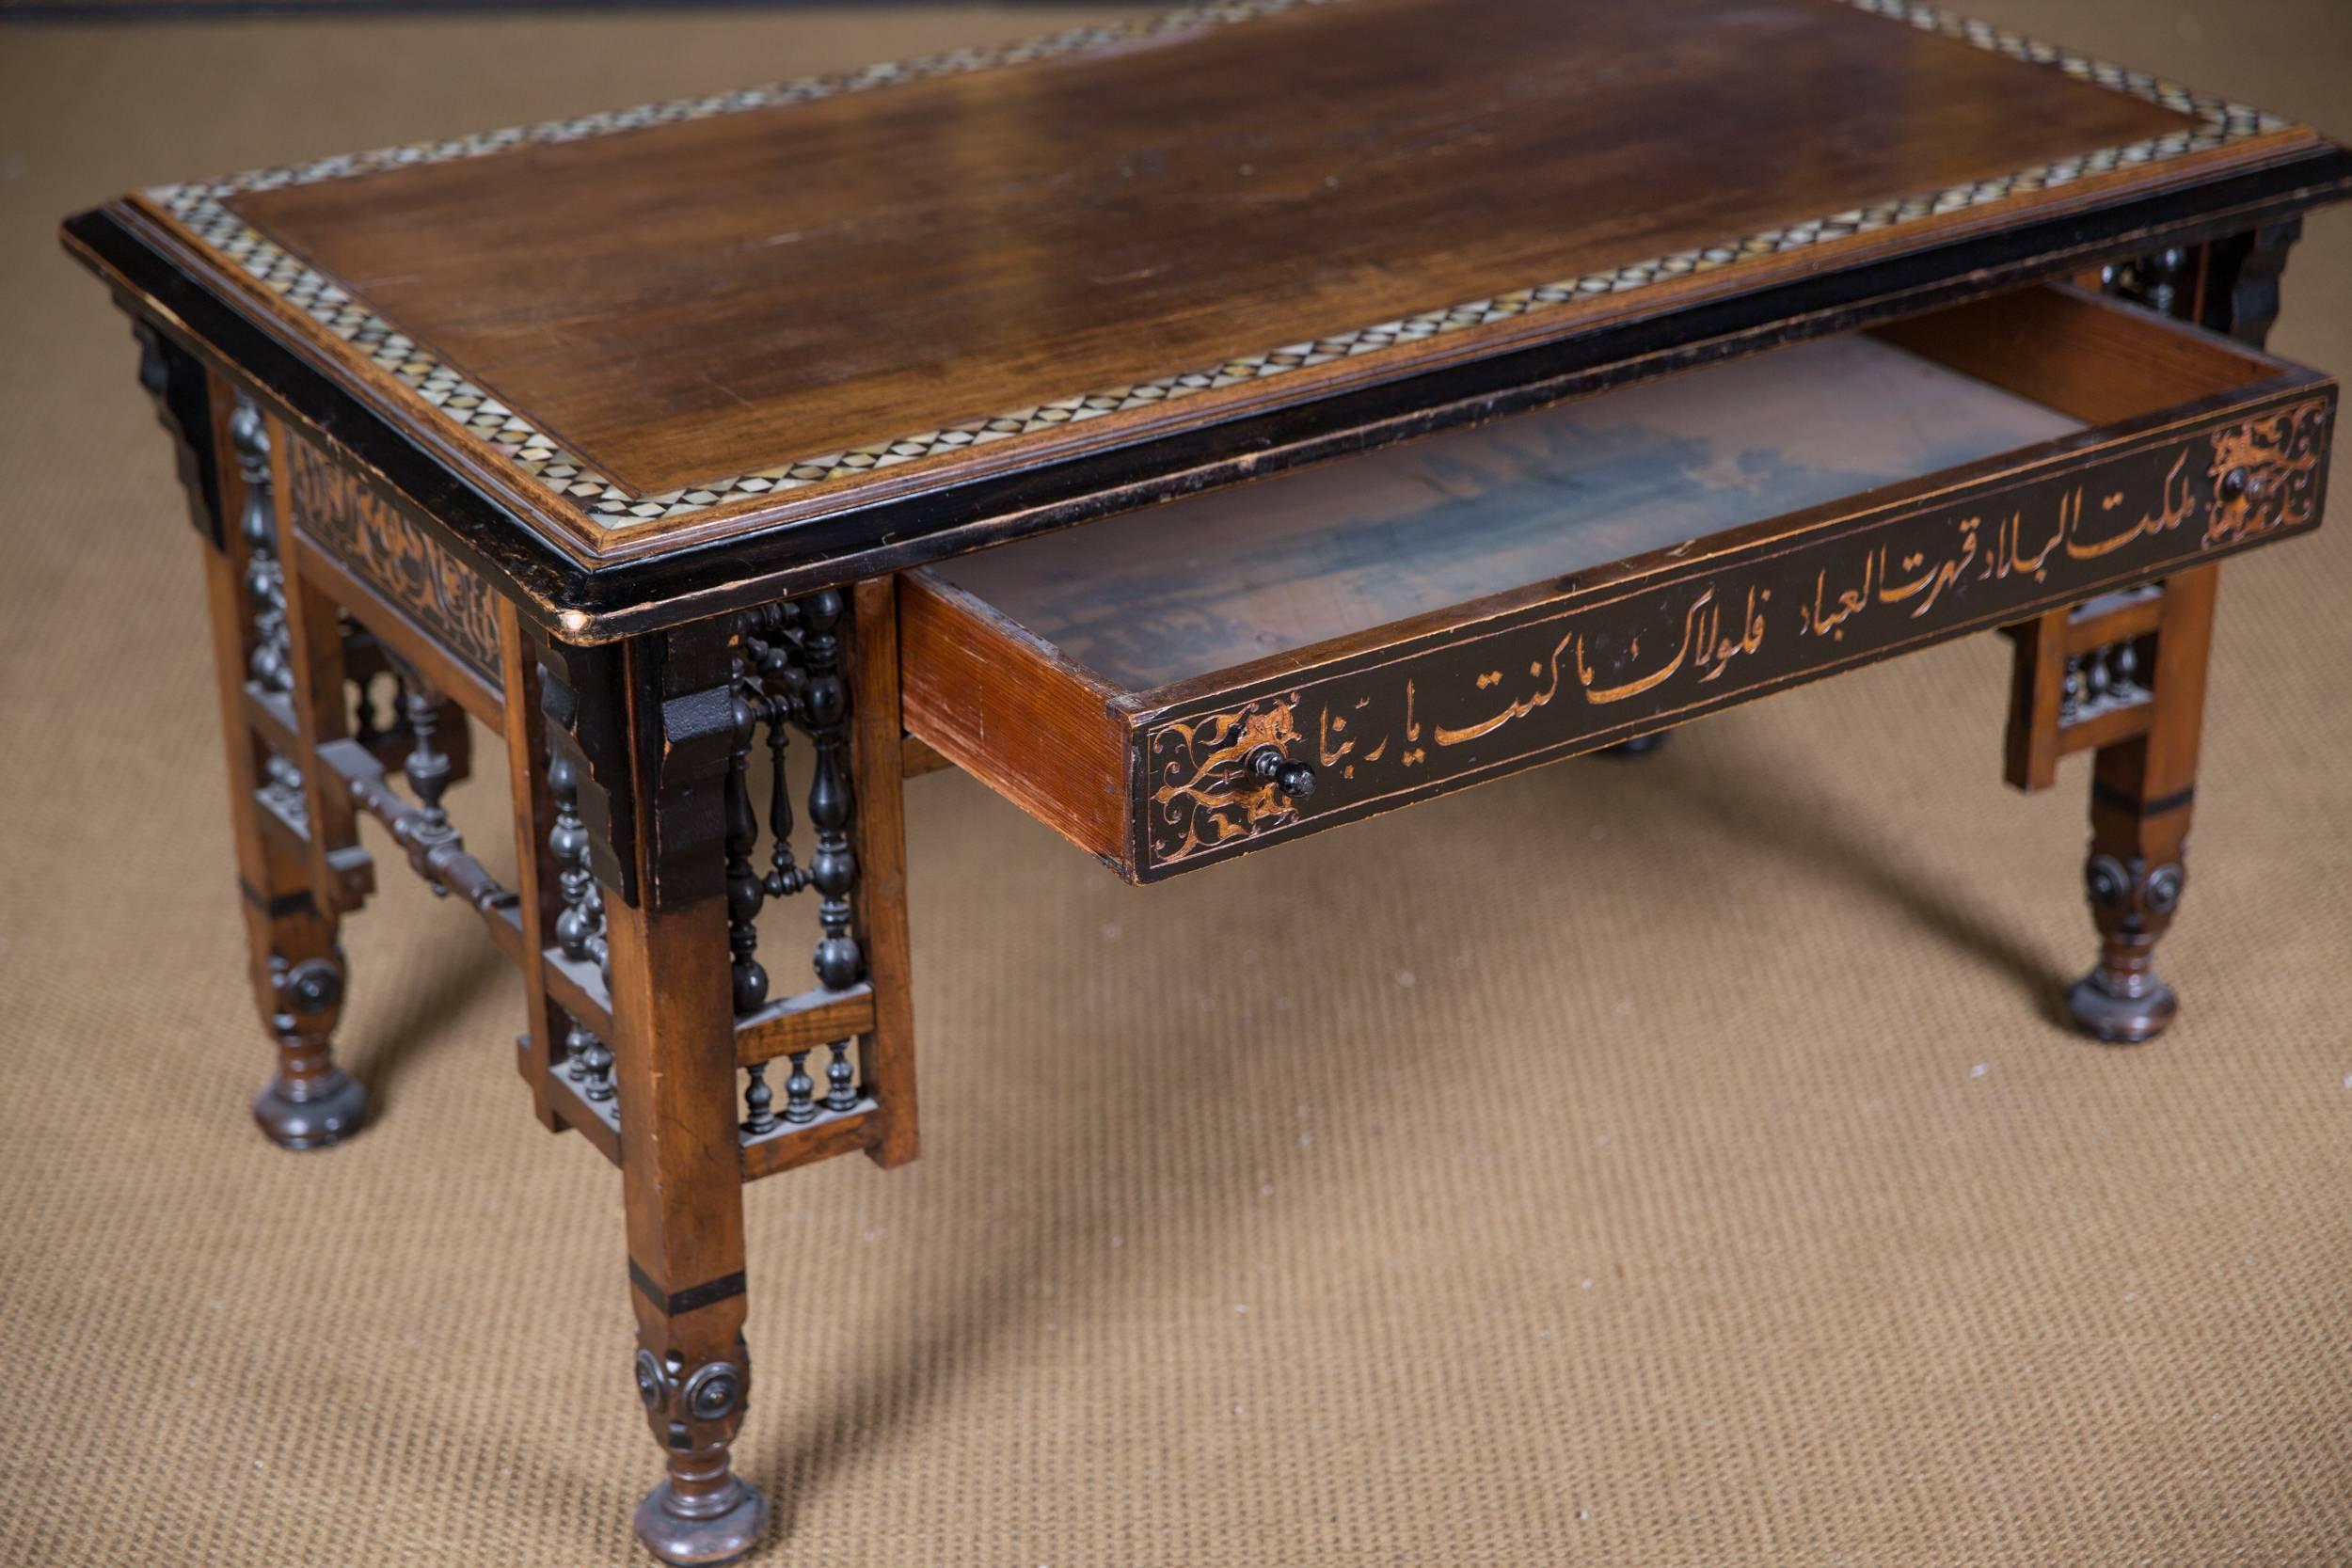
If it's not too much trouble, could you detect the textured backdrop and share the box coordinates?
[3,3,2350,1563]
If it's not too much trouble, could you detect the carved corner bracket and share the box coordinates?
[133,321,225,547]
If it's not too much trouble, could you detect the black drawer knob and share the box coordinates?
[2220,466,2250,501]
[1247,746,1316,800]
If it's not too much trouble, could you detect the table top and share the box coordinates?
[62,0,2351,636]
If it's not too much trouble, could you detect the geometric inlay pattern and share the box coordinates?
[146,0,2290,530]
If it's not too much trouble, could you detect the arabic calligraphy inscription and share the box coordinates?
[1138,401,2330,872]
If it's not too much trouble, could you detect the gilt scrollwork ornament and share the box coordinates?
[1146,696,1308,863]
[2202,403,2329,547]
[1136,394,2331,875]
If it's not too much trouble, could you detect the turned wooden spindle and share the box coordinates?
[2110,640,2141,700]
[764,698,803,900]
[782,1050,817,1124]
[399,676,454,832]
[547,747,612,1101]
[352,671,386,750]
[230,398,292,699]
[824,1039,857,1114]
[799,591,863,992]
[724,679,769,1015]
[742,1063,777,1135]
[548,752,608,975]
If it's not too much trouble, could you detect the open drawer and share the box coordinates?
[901,286,2333,881]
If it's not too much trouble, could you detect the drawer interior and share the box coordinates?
[903,285,2321,879]
[922,288,2273,693]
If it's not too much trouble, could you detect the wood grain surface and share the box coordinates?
[224,0,2188,501]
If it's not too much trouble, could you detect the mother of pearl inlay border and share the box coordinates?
[144,0,2288,530]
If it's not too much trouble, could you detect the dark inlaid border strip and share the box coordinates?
[2094,781,2197,816]
[141,0,2292,527]
[629,1259,749,1317]
[240,879,319,917]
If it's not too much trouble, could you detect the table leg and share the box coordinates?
[154,335,366,1148]
[613,889,767,1565]
[2067,565,2217,1043]
[542,623,770,1563]
[2055,217,2303,1038]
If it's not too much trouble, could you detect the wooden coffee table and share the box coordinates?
[61,1,2351,1560]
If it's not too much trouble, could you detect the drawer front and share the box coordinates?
[1136,393,2330,878]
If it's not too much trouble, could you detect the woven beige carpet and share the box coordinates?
[4,4,2351,1563]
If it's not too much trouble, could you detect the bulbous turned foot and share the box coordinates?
[2066,970,2178,1044]
[251,1069,367,1149]
[1598,732,1670,759]
[634,1477,770,1566]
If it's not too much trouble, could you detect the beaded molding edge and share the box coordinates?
[145,0,2289,528]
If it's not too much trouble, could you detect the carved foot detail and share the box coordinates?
[254,950,363,1148]
[2068,852,2185,1045]
[633,1477,771,1567]
[2066,970,2178,1044]
[251,1068,368,1148]
[633,1341,764,1564]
